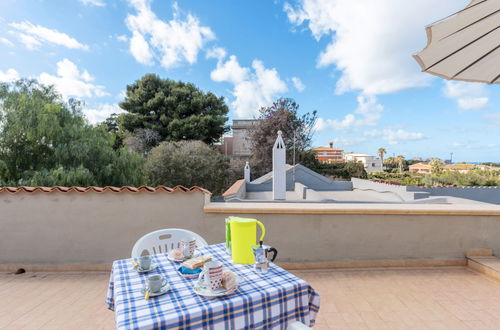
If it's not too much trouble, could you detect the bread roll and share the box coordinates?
[222,270,237,290]
[182,255,212,269]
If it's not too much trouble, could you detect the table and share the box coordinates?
[106,243,320,329]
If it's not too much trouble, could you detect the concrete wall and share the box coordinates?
[1,190,500,266]
[351,178,416,201]
[248,168,353,192]
[223,180,247,200]
[352,178,500,205]
[0,191,220,265]
[408,186,500,204]
[236,212,500,262]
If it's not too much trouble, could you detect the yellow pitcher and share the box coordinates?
[228,217,266,264]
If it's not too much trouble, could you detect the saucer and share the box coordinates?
[141,282,170,297]
[167,251,200,263]
[193,276,239,299]
[133,263,158,273]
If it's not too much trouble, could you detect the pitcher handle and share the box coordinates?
[268,247,278,262]
[256,220,266,242]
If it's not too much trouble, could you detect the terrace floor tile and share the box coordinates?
[0,266,499,329]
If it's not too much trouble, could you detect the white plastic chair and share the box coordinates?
[287,321,312,330]
[131,228,208,258]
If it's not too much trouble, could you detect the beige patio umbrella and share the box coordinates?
[413,0,500,84]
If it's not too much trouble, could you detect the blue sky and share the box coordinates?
[0,0,498,162]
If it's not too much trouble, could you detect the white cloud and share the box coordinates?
[314,95,382,131]
[15,33,41,50]
[284,0,468,95]
[452,142,469,149]
[0,68,20,82]
[291,77,305,92]
[206,47,227,61]
[117,34,128,42]
[80,0,106,6]
[129,31,153,65]
[211,55,288,118]
[125,0,215,68]
[39,59,108,99]
[0,37,14,47]
[365,128,425,145]
[83,103,124,124]
[333,137,366,148]
[211,55,249,84]
[443,81,489,110]
[9,21,89,51]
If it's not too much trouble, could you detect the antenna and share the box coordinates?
[293,130,296,183]
[450,152,453,164]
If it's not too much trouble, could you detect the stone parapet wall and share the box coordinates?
[1,189,500,266]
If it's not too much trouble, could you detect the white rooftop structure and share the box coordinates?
[272,131,286,200]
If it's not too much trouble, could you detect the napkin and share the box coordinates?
[178,266,202,275]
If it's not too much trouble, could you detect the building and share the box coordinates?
[444,163,476,173]
[409,162,432,173]
[216,119,259,158]
[312,142,344,163]
[344,153,383,173]
[232,120,257,157]
[409,162,499,174]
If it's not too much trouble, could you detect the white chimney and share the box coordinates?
[244,162,251,183]
[273,130,286,200]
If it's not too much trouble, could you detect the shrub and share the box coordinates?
[145,140,230,194]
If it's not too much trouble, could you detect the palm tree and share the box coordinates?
[396,155,405,173]
[429,158,444,174]
[378,148,386,170]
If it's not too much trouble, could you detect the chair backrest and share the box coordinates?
[131,228,208,258]
[287,321,312,330]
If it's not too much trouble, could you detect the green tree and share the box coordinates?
[123,128,162,156]
[377,148,386,169]
[145,140,230,194]
[429,158,444,174]
[98,113,125,150]
[0,79,145,186]
[249,98,317,177]
[396,155,405,173]
[119,74,229,145]
[384,157,398,172]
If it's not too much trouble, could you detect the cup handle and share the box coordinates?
[268,247,278,262]
[162,279,168,287]
[198,269,207,284]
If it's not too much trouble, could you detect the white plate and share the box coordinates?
[167,251,200,263]
[193,275,240,298]
[141,283,171,297]
[133,263,158,273]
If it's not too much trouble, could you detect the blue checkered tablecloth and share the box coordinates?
[106,243,320,329]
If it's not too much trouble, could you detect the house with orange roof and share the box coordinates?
[408,162,432,173]
[312,142,344,163]
[444,163,477,173]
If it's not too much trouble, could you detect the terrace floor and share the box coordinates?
[1,267,500,329]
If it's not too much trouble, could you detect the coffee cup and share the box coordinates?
[139,255,151,270]
[180,238,197,258]
[198,260,223,291]
[148,275,167,293]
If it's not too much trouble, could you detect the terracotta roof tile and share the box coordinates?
[0,185,210,195]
